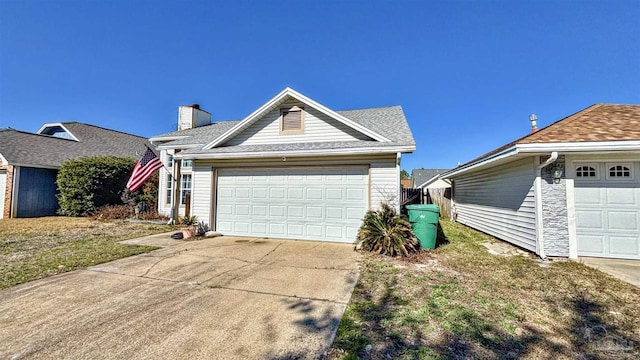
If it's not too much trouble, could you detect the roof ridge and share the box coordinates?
[62,122,147,139]
[337,105,401,112]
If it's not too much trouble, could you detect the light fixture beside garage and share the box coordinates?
[552,163,564,184]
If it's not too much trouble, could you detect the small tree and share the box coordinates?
[400,169,410,180]
[57,156,136,216]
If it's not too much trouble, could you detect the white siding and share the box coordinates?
[370,160,399,211]
[453,158,537,251]
[0,170,5,219]
[191,164,212,225]
[225,106,371,146]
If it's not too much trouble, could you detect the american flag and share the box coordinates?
[126,147,164,192]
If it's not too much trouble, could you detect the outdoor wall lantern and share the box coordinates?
[552,163,564,184]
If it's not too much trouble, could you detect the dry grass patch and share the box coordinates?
[0,217,179,288]
[329,220,640,359]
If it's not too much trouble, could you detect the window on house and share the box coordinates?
[576,166,597,178]
[180,174,192,205]
[181,159,192,168]
[167,155,174,168]
[166,175,173,204]
[280,106,304,133]
[608,165,631,178]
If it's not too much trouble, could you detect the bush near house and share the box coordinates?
[56,156,135,216]
[357,203,419,257]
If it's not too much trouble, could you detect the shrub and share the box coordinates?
[93,204,135,220]
[357,203,419,257]
[56,156,136,216]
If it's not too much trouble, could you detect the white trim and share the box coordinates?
[156,143,203,150]
[0,153,8,166]
[565,165,578,259]
[396,152,401,212]
[203,87,390,149]
[149,135,191,144]
[6,163,59,170]
[36,123,80,142]
[174,145,415,160]
[445,140,640,179]
[534,166,544,258]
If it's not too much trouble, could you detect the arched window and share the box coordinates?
[609,165,630,178]
[576,166,596,178]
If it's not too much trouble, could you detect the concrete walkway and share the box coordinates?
[579,257,640,288]
[0,234,361,359]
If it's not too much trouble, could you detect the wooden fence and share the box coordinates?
[401,187,452,218]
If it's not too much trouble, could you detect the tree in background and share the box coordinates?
[400,169,410,180]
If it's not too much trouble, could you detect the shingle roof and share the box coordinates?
[522,104,640,143]
[153,106,415,154]
[461,103,640,167]
[0,122,149,167]
[411,168,450,187]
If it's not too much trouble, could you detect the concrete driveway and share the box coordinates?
[579,257,640,288]
[0,234,361,359]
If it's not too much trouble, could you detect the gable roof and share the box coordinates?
[411,168,450,187]
[203,88,390,149]
[445,103,640,178]
[0,122,149,168]
[151,101,416,159]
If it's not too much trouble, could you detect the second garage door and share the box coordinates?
[575,161,640,259]
[216,167,369,242]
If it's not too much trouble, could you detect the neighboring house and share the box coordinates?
[150,87,416,243]
[444,104,640,260]
[400,178,412,188]
[0,122,148,218]
[411,168,451,189]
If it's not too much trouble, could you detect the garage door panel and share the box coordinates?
[607,188,637,205]
[216,167,368,242]
[575,161,639,259]
[609,236,639,256]
[607,211,638,230]
[576,210,604,229]
[578,235,605,254]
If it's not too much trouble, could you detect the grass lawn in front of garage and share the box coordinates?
[0,217,179,289]
[329,219,640,359]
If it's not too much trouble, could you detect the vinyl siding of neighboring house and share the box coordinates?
[453,157,538,252]
[224,106,371,146]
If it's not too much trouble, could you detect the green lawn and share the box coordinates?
[0,217,179,289]
[329,220,640,359]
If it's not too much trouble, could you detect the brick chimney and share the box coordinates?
[529,114,538,133]
[178,104,211,130]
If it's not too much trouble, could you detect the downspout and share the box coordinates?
[396,152,401,213]
[535,151,558,259]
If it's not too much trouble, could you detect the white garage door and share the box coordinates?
[575,162,640,259]
[216,167,368,242]
[0,170,5,219]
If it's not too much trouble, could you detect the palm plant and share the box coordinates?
[356,203,419,257]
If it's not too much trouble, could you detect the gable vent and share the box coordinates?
[281,106,304,132]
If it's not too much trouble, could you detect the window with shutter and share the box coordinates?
[280,106,304,134]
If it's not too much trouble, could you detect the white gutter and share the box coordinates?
[156,143,203,150]
[149,135,190,145]
[534,151,558,260]
[445,140,640,179]
[174,145,416,159]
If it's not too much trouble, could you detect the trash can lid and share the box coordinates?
[405,204,440,212]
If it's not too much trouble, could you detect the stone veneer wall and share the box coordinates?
[540,157,569,257]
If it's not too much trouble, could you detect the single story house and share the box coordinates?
[411,168,451,189]
[0,122,148,218]
[150,87,416,243]
[444,104,640,260]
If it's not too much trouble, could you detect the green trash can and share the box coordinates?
[405,204,440,250]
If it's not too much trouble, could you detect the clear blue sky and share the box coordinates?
[1,0,638,171]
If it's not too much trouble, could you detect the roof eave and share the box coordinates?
[175,145,415,160]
